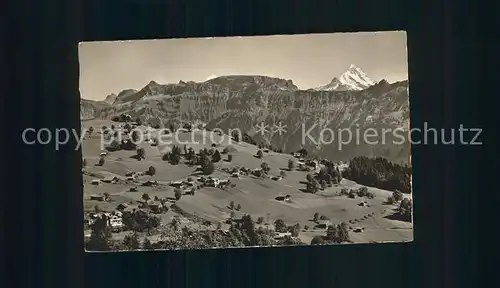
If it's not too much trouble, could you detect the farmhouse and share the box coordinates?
[100,152,108,157]
[271,175,283,181]
[91,179,100,185]
[273,232,292,240]
[90,195,105,201]
[101,176,118,183]
[316,219,331,229]
[116,203,128,211]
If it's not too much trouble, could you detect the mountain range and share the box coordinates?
[80,65,411,163]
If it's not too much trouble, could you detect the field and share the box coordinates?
[82,119,413,248]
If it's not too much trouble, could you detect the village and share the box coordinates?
[82,116,412,251]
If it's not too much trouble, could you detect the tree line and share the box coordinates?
[343,156,412,194]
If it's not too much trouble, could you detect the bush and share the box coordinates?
[260,162,270,173]
[274,219,287,233]
[288,159,295,170]
[122,232,141,250]
[147,166,156,176]
[313,212,319,222]
[256,150,263,158]
[202,160,215,175]
[229,201,235,210]
[136,148,146,159]
[227,154,233,162]
[310,235,324,245]
[236,204,241,211]
[212,150,221,162]
[98,157,105,166]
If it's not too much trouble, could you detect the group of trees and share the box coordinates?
[340,186,375,199]
[162,145,182,165]
[87,213,306,251]
[343,156,412,194]
[310,222,350,245]
[386,191,412,222]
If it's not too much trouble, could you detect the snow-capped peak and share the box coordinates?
[315,64,376,91]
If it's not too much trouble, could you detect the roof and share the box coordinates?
[317,220,331,225]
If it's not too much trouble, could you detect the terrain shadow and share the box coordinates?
[130,155,142,161]
[299,181,308,185]
[280,168,292,171]
[299,188,309,193]
[384,212,411,223]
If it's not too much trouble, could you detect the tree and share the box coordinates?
[256,217,265,224]
[306,174,313,182]
[227,154,233,162]
[136,147,146,159]
[82,158,87,168]
[392,190,403,202]
[236,204,242,211]
[122,232,141,250]
[142,193,150,203]
[169,124,176,133]
[131,130,140,143]
[320,180,327,189]
[310,236,324,245]
[231,131,240,142]
[274,219,287,233]
[88,126,94,136]
[326,225,338,242]
[103,193,110,201]
[142,238,153,250]
[98,157,105,166]
[398,198,412,222]
[256,150,263,159]
[86,215,112,251]
[202,160,215,175]
[183,123,192,132]
[174,188,182,201]
[288,159,295,170]
[229,201,235,210]
[260,162,270,173]
[147,166,156,176]
[313,212,319,222]
[280,170,286,178]
[212,150,221,162]
[290,223,301,237]
[136,117,143,126]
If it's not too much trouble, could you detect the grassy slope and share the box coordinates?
[81,119,413,244]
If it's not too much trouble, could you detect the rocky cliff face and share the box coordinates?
[81,74,411,163]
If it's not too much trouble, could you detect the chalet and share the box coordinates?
[271,176,283,181]
[275,195,286,201]
[292,152,302,158]
[101,176,118,183]
[358,201,369,207]
[129,187,138,192]
[141,180,157,187]
[100,152,108,157]
[273,232,292,240]
[170,180,184,187]
[231,172,240,178]
[205,177,219,187]
[353,227,365,233]
[116,203,128,211]
[90,194,108,201]
[148,201,163,213]
[125,171,136,177]
[126,176,135,181]
[91,179,100,185]
[284,195,291,201]
[316,220,331,229]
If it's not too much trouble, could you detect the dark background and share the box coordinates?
[4,0,484,287]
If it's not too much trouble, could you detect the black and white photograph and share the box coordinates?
[80,31,413,252]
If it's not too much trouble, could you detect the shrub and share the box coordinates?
[202,160,215,175]
[227,154,233,162]
[236,204,242,211]
[98,157,105,166]
[212,150,221,162]
[274,219,287,233]
[313,212,319,222]
[147,166,156,176]
[229,201,235,210]
[136,148,146,159]
[288,159,295,170]
[256,150,263,158]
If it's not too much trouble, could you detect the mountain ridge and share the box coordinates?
[81,73,410,163]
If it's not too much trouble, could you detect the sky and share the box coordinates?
[79,31,408,101]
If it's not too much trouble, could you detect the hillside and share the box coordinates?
[80,68,411,163]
